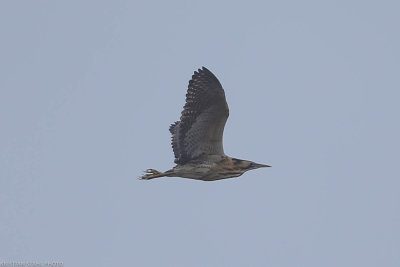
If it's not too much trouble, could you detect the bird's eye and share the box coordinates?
[233,158,243,164]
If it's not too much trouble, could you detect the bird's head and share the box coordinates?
[232,158,271,174]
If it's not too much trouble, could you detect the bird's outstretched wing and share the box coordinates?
[170,67,229,164]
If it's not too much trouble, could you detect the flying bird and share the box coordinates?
[141,67,270,181]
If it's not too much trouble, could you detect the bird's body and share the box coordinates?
[141,67,270,181]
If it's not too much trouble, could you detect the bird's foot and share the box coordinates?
[140,169,163,180]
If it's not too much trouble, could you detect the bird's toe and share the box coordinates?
[146,169,161,175]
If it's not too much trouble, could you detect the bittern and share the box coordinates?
[141,67,270,181]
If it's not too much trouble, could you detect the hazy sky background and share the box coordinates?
[1,1,399,266]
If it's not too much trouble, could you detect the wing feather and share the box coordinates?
[170,67,229,164]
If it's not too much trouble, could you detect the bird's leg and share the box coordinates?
[140,169,167,180]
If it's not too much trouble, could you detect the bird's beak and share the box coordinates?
[253,163,271,168]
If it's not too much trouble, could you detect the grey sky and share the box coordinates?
[1,1,399,266]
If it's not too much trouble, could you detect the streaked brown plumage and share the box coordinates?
[141,67,270,181]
